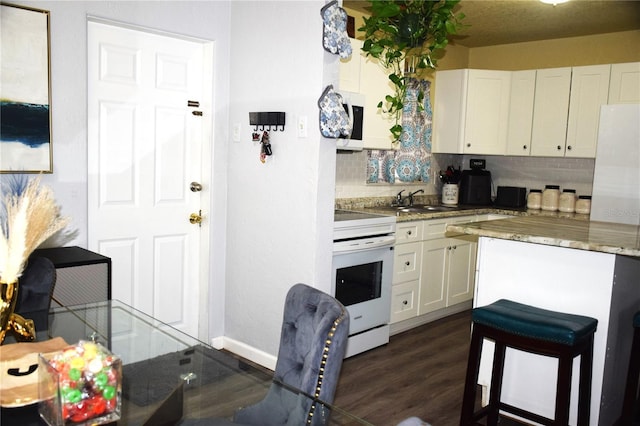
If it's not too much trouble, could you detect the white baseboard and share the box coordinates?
[218,336,277,371]
[210,336,224,350]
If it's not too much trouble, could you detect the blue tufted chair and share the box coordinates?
[180,283,350,426]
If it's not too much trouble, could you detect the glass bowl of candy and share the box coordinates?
[38,341,121,426]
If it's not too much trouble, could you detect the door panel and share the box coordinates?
[88,21,211,339]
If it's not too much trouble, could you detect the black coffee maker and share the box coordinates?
[459,159,492,205]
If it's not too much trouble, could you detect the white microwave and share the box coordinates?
[337,91,365,151]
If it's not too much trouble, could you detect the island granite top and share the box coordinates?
[446,215,640,257]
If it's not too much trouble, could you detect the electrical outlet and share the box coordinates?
[232,122,241,142]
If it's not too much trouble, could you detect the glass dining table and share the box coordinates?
[0,300,372,426]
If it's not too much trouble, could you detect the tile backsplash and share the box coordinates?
[336,151,595,200]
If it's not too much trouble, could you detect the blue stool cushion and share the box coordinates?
[634,311,640,328]
[473,299,597,346]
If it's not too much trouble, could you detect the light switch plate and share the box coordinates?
[297,116,308,138]
[232,122,241,142]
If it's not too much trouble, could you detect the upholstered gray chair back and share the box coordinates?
[233,283,350,426]
[15,256,57,331]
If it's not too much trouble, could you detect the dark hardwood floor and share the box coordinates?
[333,310,475,426]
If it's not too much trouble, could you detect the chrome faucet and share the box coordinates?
[407,189,424,206]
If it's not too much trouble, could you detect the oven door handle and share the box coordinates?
[333,235,395,254]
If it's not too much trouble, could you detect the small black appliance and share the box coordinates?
[459,159,492,205]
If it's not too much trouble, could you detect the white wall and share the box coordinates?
[5,0,338,368]
[6,0,232,340]
[224,1,336,366]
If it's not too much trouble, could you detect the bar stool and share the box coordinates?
[621,311,640,425]
[460,299,598,426]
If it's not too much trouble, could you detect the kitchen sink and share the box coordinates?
[374,204,472,213]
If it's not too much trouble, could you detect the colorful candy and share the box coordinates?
[43,341,121,423]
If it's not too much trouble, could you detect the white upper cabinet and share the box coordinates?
[530,67,572,157]
[506,70,536,156]
[565,64,611,158]
[433,69,511,155]
[339,38,396,150]
[608,62,640,104]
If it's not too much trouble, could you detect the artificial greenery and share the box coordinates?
[359,0,465,142]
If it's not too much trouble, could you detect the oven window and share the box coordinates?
[335,261,382,307]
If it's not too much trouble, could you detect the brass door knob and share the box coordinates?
[190,182,203,192]
[189,211,202,226]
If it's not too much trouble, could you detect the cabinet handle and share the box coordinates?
[567,145,572,151]
[523,145,527,150]
[466,143,471,148]
[407,230,412,235]
[402,300,408,305]
[447,247,452,251]
[557,145,562,150]
[452,245,457,250]
[405,261,410,266]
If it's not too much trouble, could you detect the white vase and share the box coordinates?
[442,184,459,205]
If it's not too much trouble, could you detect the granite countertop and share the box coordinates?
[446,215,640,257]
[360,205,590,222]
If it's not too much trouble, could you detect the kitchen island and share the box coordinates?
[447,216,640,426]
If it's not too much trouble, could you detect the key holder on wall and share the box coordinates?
[249,112,285,132]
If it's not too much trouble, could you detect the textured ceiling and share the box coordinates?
[343,0,640,47]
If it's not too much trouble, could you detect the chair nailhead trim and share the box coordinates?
[306,309,347,425]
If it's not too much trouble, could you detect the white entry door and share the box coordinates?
[87,21,212,340]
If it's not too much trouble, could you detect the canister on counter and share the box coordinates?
[541,185,560,211]
[527,189,542,209]
[559,189,577,213]
[575,195,592,214]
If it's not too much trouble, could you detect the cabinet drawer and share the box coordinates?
[393,241,422,283]
[391,281,419,323]
[422,215,476,240]
[396,221,423,244]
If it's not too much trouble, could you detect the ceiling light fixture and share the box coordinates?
[539,0,570,5]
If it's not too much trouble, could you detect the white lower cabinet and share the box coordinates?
[390,221,423,324]
[391,215,479,324]
[391,280,419,323]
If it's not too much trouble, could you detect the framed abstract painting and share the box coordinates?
[0,3,52,173]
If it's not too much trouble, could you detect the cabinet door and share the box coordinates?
[338,39,361,93]
[531,67,571,157]
[433,69,467,153]
[393,241,422,284]
[565,65,610,158]
[446,239,477,306]
[419,239,448,314]
[360,54,397,150]
[609,62,640,104]
[464,70,511,155]
[338,38,395,150]
[506,70,536,156]
[390,280,419,323]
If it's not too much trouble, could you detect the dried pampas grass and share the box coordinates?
[0,177,70,283]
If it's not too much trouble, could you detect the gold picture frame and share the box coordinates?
[0,3,52,173]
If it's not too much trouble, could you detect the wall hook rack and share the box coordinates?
[249,112,285,131]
